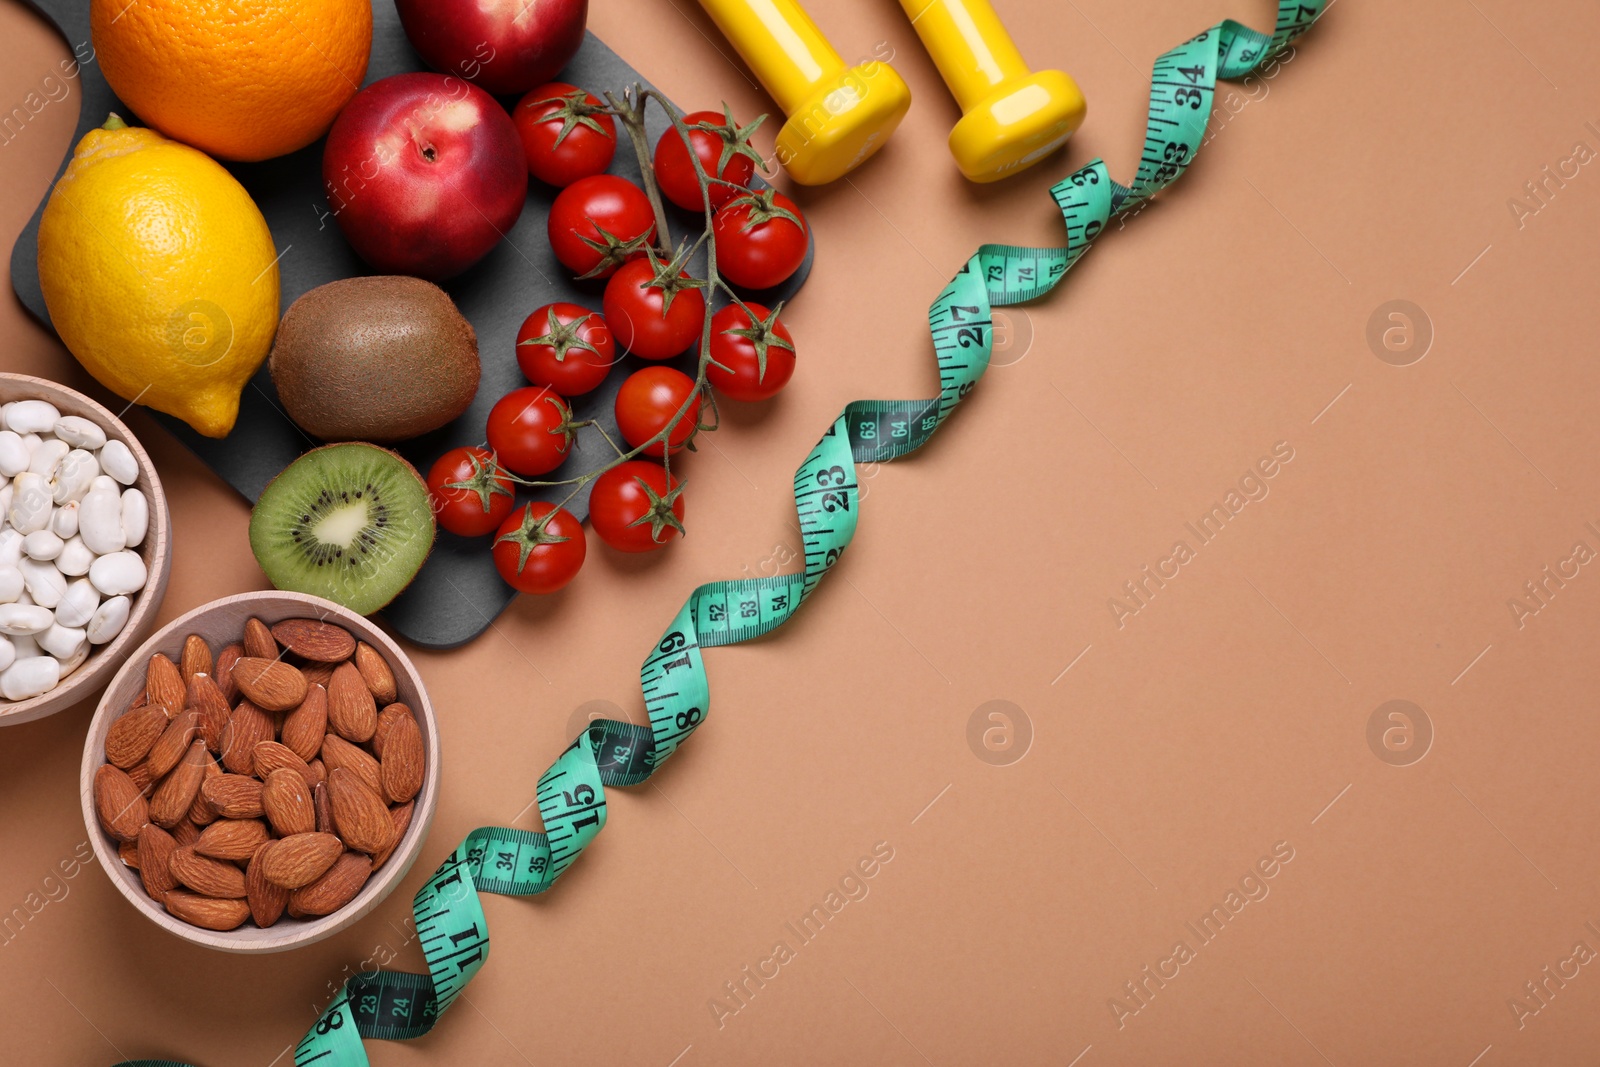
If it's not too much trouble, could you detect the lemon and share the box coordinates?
[37,115,281,438]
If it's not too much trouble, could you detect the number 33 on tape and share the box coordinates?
[114,3,1324,1065]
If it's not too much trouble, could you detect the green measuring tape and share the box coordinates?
[113,4,1324,1063]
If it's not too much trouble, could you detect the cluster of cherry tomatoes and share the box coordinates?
[426,85,807,597]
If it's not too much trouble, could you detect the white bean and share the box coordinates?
[0,635,12,672]
[52,416,106,450]
[0,603,54,635]
[36,623,86,661]
[22,530,62,561]
[50,501,78,539]
[79,479,125,555]
[54,578,99,628]
[19,558,67,608]
[28,438,68,480]
[1,655,59,699]
[8,632,38,658]
[0,431,27,477]
[0,567,17,604]
[99,439,138,485]
[0,402,12,431]
[89,550,145,596]
[57,640,89,679]
[6,400,59,435]
[7,472,52,534]
[120,488,149,548]
[0,484,10,523]
[51,448,98,504]
[87,595,129,645]
[55,536,93,577]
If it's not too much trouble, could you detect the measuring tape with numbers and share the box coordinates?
[113,3,1324,1063]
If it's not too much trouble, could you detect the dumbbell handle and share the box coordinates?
[899,0,1031,111]
[696,0,847,116]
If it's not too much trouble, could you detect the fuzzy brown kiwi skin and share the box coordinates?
[250,442,436,614]
[269,276,480,443]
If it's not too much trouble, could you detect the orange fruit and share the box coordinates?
[90,0,372,162]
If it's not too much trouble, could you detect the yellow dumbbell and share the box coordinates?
[694,0,913,185]
[897,0,1086,182]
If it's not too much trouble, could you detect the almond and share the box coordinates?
[271,618,357,663]
[370,703,410,757]
[214,643,244,704]
[326,661,376,742]
[371,800,414,872]
[145,652,187,712]
[104,703,170,769]
[186,673,231,754]
[313,781,333,834]
[165,891,250,931]
[180,634,213,684]
[300,661,337,689]
[280,684,328,762]
[94,764,148,842]
[220,700,274,775]
[169,845,247,898]
[195,818,270,862]
[136,824,177,902]
[118,839,141,868]
[306,758,327,787]
[171,819,201,847]
[201,774,264,819]
[149,740,209,828]
[259,832,343,890]
[245,841,289,927]
[353,641,397,705]
[144,710,200,780]
[320,733,381,794]
[232,658,308,712]
[243,616,277,660]
[187,755,222,826]
[126,760,154,796]
[288,852,371,917]
[327,767,394,855]
[379,710,424,804]
[254,740,314,785]
[261,768,316,836]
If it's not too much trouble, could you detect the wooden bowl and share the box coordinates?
[0,373,172,726]
[79,591,441,953]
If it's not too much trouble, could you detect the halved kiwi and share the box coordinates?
[249,443,435,615]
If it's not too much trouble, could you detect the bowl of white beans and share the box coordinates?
[0,373,171,725]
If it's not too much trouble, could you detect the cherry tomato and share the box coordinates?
[652,107,762,211]
[588,461,685,553]
[493,502,586,594]
[547,175,655,279]
[516,303,615,396]
[615,367,701,457]
[513,83,617,187]
[426,447,515,537]
[486,387,575,476]
[713,189,808,290]
[602,252,707,359]
[707,303,796,402]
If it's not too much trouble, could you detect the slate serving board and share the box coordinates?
[10,0,811,649]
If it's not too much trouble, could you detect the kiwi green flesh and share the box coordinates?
[249,443,435,616]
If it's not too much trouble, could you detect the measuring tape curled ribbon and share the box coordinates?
[113,4,1324,1064]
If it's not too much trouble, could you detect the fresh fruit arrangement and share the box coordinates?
[92,617,422,932]
[428,89,806,597]
[0,400,151,701]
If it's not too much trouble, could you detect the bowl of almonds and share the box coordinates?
[79,590,439,952]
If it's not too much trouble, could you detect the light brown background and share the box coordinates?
[2,0,1597,1063]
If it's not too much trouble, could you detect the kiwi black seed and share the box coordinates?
[248,443,436,615]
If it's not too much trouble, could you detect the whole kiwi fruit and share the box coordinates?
[269,276,479,442]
